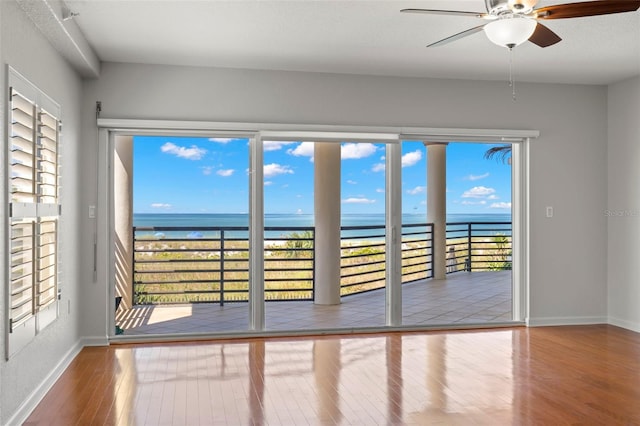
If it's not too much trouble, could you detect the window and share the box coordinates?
[6,68,61,358]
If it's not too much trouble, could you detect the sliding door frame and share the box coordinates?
[96,119,536,340]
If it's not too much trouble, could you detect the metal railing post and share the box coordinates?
[312,230,316,301]
[132,227,136,305]
[466,222,472,272]
[429,223,434,278]
[220,230,225,306]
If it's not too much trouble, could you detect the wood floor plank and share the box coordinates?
[23,325,640,425]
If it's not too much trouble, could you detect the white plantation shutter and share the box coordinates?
[7,69,61,357]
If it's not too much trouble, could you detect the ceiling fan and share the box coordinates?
[401,0,640,49]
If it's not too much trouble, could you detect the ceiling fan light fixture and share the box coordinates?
[484,17,537,48]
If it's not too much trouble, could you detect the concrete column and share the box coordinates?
[114,136,134,309]
[314,142,341,305]
[425,143,447,280]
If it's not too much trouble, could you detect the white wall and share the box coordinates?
[607,76,640,332]
[0,1,84,424]
[80,62,609,337]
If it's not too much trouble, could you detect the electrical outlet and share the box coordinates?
[546,206,553,218]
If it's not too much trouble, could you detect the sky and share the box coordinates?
[133,136,512,215]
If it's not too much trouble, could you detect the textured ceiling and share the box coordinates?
[65,0,640,85]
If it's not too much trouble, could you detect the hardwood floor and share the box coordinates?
[24,325,640,425]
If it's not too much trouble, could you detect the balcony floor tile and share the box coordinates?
[117,270,513,336]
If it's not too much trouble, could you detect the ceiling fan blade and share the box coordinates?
[535,0,640,19]
[528,22,562,47]
[401,8,488,19]
[427,25,486,47]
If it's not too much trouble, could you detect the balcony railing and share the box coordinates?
[445,222,512,273]
[132,221,510,305]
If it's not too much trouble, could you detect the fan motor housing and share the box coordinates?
[486,0,536,15]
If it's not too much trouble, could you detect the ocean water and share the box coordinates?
[133,213,511,239]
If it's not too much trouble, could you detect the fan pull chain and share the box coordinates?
[508,47,516,101]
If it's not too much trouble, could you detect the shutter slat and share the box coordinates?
[38,265,55,281]
[11,182,34,197]
[11,136,35,153]
[40,125,57,141]
[12,108,34,129]
[11,265,33,282]
[38,162,56,174]
[11,91,35,114]
[39,174,56,186]
[11,149,34,167]
[11,183,35,199]
[40,111,57,127]
[11,122,34,141]
[11,249,33,266]
[11,194,36,204]
[11,305,33,325]
[11,163,33,178]
[39,149,56,163]
[11,279,32,296]
[40,137,56,153]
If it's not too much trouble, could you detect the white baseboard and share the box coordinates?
[82,335,110,346]
[608,316,640,333]
[5,340,84,426]
[527,316,608,327]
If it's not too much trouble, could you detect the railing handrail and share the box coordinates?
[134,221,511,231]
[445,221,512,225]
[134,225,315,231]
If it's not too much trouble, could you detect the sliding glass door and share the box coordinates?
[104,126,526,339]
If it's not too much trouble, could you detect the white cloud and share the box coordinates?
[264,181,273,186]
[461,200,487,205]
[264,141,296,151]
[407,186,426,195]
[208,138,235,144]
[264,163,294,178]
[487,194,499,200]
[342,197,376,204]
[161,142,206,160]
[287,142,315,159]
[341,143,377,159]
[372,163,385,173]
[462,186,496,198]
[151,203,171,209]
[490,202,512,209]
[202,166,213,175]
[346,179,357,185]
[466,172,490,181]
[401,150,422,167]
[216,169,234,177]
[375,188,385,193]
[296,209,303,214]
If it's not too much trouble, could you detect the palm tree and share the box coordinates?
[483,145,511,164]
